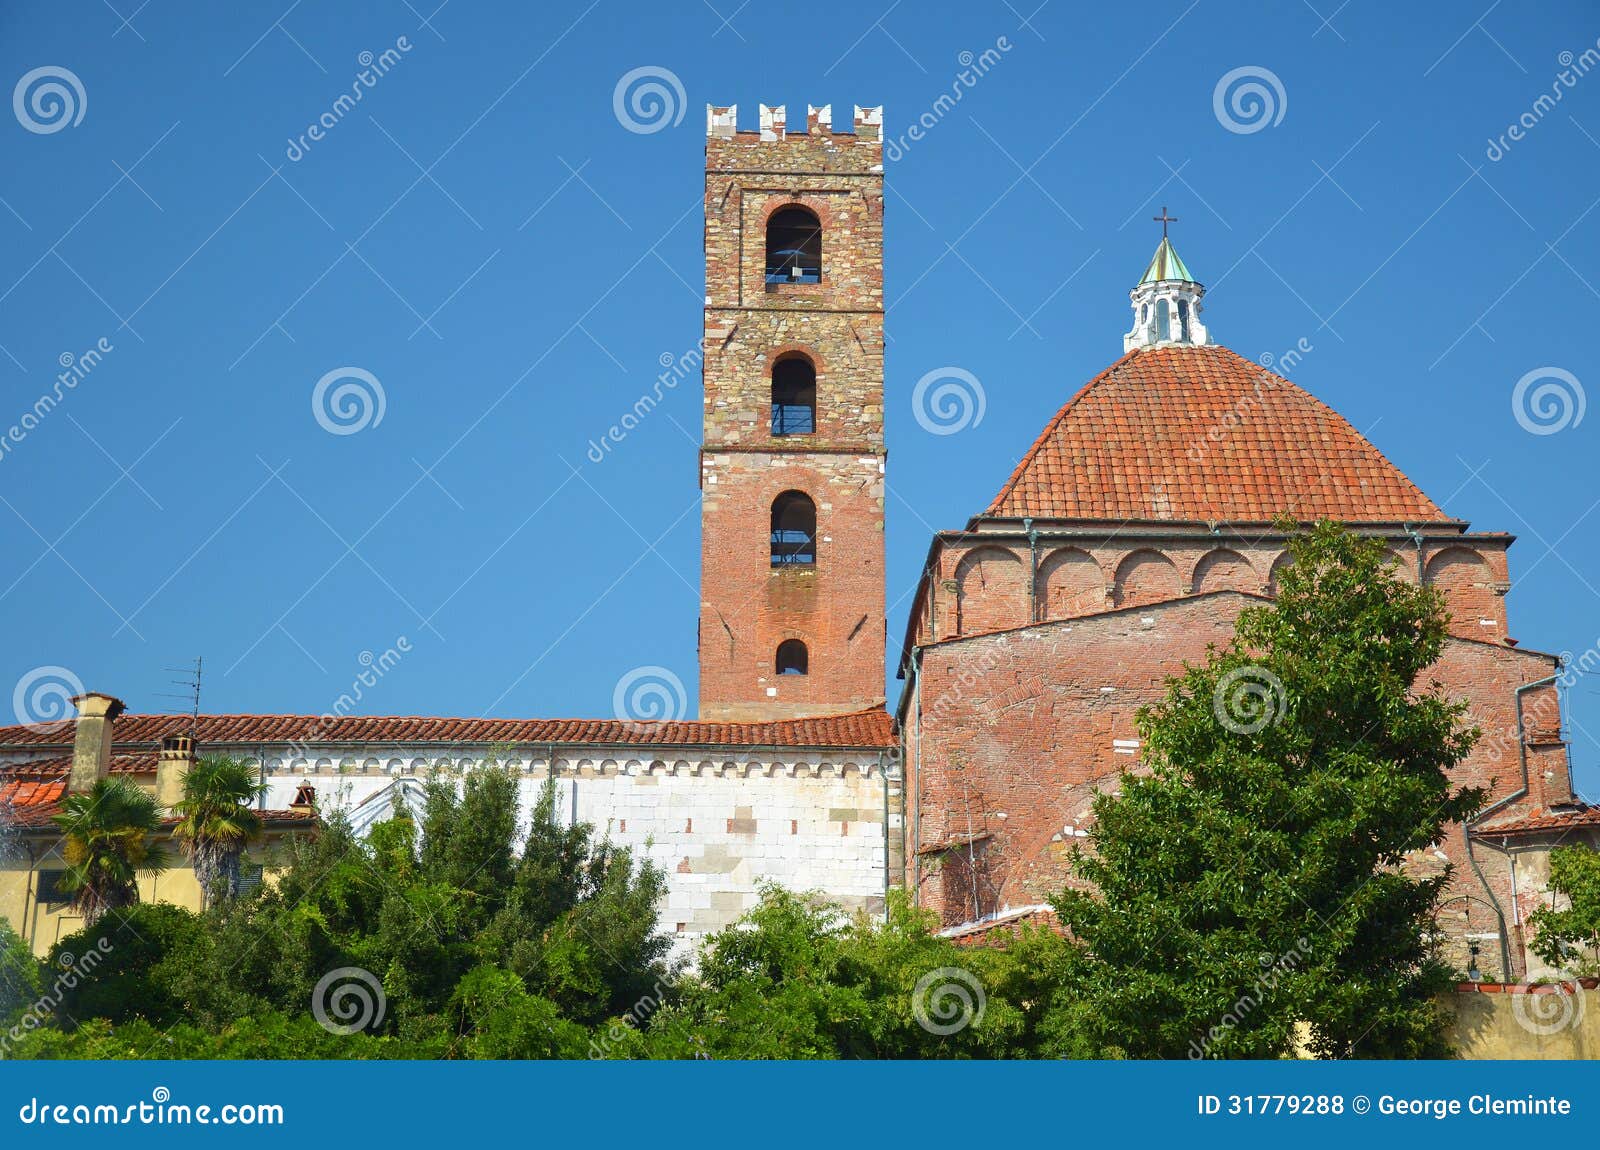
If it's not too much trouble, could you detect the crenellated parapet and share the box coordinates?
[705,102,883,175]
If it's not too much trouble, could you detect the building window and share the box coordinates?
[1156,298,1171,342]
[1177,298,1190,343]
[35,870,69,906]
[771,355,817,436]
[775,639,809,675]
[766,207,822,284]
[770,491,817,566]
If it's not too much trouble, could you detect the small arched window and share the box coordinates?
[770,491,816,566]
[1177,298,1190,343]
[1156,298,1171,342]
[775,640,809,676]
[766,207,822,284]
[771,355,816,436]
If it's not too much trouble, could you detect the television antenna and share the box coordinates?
[158,656,203,736]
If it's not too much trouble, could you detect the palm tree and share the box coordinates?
[52,777,169,927]
[172,756,266,908]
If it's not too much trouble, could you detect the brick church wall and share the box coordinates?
[903,589,1569,978]
[908,530,1512,651]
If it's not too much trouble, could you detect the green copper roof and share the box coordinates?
[1138,236,1195,285]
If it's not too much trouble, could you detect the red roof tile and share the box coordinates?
[0,777,66,826]
[1477,804,1600,837]
[985,345,1451,523]
[0,752,156,776]
[0,709,897,751]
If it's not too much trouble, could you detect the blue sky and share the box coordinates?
[1,1,1597,791]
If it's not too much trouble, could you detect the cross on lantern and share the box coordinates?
[1153,206,1178,238]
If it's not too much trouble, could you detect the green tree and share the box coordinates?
[1054,522,1484,1059]
[636,887,1025,1059]
[172,756,266,908]
[1528,844,1600,978]
[51,777,170,928]
[0,917,41,1029]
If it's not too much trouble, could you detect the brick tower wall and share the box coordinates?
[699,105,887,721]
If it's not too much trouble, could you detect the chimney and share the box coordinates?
[156,734,195,809]
[67,692,125,793]
[289,784,316,817]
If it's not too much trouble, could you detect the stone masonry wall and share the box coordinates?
[700,105,887,721]
[259,745,898,960]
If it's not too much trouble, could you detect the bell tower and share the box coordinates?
[699,102,886,721]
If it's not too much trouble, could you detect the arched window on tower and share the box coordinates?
[775,639,809,676]
[1177,298,1190,343]
[771,355,817,436]
[766,207,822,284]
[1156,298,1171,342]
[770,491,817,567]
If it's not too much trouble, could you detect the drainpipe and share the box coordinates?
[910,645,924,909]
[1404,523,1425,582]
[879,748,890,920]
[1025,517,1039,623]
[20,840,37,949]
[1464,671,1555,981]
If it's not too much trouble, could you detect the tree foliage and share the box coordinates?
[171,756,266,908]
[1054,522,1484,1059]
[51,777,169,927]
[1529,844,1600,977]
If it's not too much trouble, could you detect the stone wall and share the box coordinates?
[1448,982,1599,1059]
[258,745,899,958]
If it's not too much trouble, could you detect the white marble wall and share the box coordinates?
[257,746,896,959]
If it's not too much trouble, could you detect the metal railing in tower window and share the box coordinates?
[770,528,816,566]
[771,401,816,436]
[770,490,818,567]
[766,250,821,284]
[765,207,823,285]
